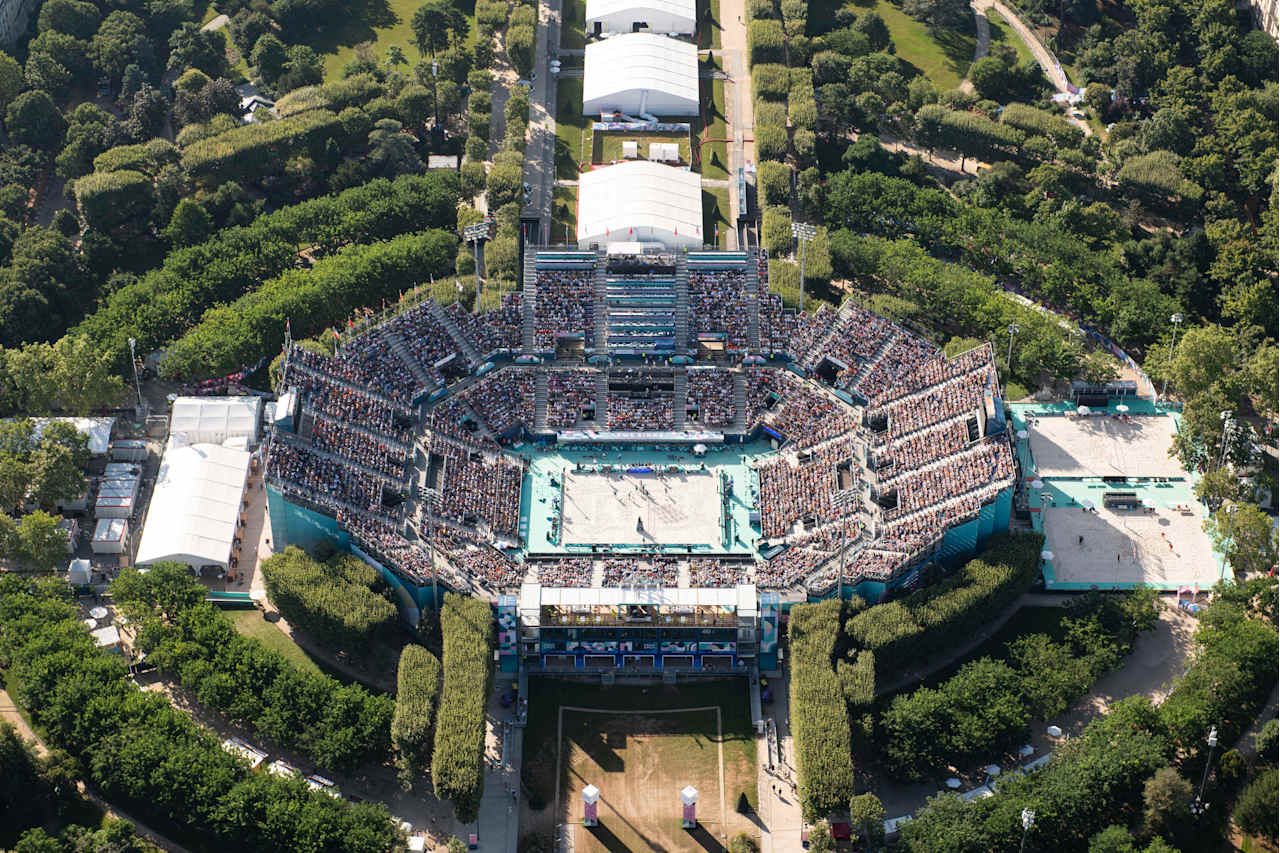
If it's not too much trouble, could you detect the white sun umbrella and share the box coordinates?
[1019,744,1035,757]
[945,777,962,789]
[89,606,109,620]
[985,764,1002,777]
[1030,479,1044,489]
[83,617,97,629]
[1077,405,1090,415]
[1016,429,1029,439]
[1046,725,1063,737]
[1115,404,1129,413]
[1040,550,1054,561]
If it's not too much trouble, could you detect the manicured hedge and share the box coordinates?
[755,123,789,161]
[753,64,791,101]
[73,169,153,231]
[748,19,785,64]
[999,102,1083,148]
[181,109,345,183]
[789,599,855,822]
[757,160,791,207]
[838,648,875,708]
[431,594,495,823]
[275,74,384,117]
[1116,150,1203,201]
[392,644,442,789]
[91,138,178,175]
[260,546,397,656]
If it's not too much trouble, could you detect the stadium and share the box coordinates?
[263,243,1018,675]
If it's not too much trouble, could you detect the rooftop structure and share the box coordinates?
[585,0,697,35]
[583,33,699,117]
[577,161,703,250]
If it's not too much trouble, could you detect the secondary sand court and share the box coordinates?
[561,470,722,548]
[1027,415,1183,479]
[1043,504,1222,588]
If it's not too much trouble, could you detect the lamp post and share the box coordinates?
[791,221,816,312]
[430,59,440,144]
[127,337,144,421]
[1192,726,1219,817]
[1019,808,1035,853]
[1005,323,1020,396]
[1160,312,1183,401]
[1219,411,1235,469]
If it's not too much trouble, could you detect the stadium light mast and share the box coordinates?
[791,221,816,311]
[1004,323,1020,396]
[127,337,144,420]
[464,218,496,296]
[1191,726,1218,818]
[1019,808,1035,853]
[1160,313,1183,401]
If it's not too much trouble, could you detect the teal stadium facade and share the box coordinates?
[265,247,1017,674]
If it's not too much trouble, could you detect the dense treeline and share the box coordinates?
[260,546,398,657]
[112,564,394,774]
[900,579,1278,851]
[69,172,458,372]
[880,589,1160,779]
[0,574,402,852]
[431,594,494,823]
[392,645,442,790]
[161,229,458,378]
[789,598,855,821]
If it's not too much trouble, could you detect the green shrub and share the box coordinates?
[747,0,777,19]
[748,20,785,64]
[762,204,791,253]
[73,169,153,232]
[275,74,383,117]
[1000,102,1083,147]
[1116,150,1203,201]
[755,99,787,128]
[431,594,495,823]
[755,123,789,161]
[508,25,536,78]
[392,644,442,789]
[789,96,817,130]
[757,160,791,207]
[1234,770,1278,842]
[92,138,178,175]
[789,599,855,822]
[181,109,345,184]
[753,64,790,100]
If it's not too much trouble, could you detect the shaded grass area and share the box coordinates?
[230,609,324,677]
[809,0,976,90]
[986,10,1036,68]
[593,130,692,165]
[555,77,588,180]
[561,0,586,49]
[694,76,729,179]
[697,0,723,49]
[552,184,578,244]
[703,186,731,247]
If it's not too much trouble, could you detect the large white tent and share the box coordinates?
[169,396,262,447]
[583,33,698,116]
[2,417,116,455]
[577,160,704,250]
[135,442,251,571]
[586,0,696,35]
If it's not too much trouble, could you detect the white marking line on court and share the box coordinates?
[554,705,726,835]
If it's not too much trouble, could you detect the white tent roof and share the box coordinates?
[169,397,261,447]
[577,161,703,249]
[135,442,251,570]
[586,0,696,28]
[583,33,698,111]
[1,417,116,455]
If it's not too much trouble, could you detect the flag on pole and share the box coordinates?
[333,328,340,341]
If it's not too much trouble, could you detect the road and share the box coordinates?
[718,0,754,248]
[523,0,563,244]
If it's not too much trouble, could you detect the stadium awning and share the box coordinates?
[135,442,251,571]
[586,0,697,33]
[577,161,703,251]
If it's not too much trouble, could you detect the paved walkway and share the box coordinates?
[524,0,563,243]
[757,670,803,853]
[487,14,518,160]
[466,671,523,853]
[718,0,753,248]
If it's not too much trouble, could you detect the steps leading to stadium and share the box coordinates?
[846,329,903,392]
[429,301,482,366]
[806,302,855,370]
[673,369,687,430]
[746,254,761,352]
[592,261,609,351]
[675,253,690,350]
[731,371,748,432]
[594,371,609,426]
[382,330,437,393]
[533,370,549,432]
[521,251,537,353]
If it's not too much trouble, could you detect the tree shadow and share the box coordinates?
[299,0,400,57]
[566,721,625,773]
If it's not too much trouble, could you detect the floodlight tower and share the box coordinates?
[791,221,816,311]
[463,217,496,296]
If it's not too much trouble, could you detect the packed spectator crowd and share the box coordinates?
[547,370,599,428]
[534,558,593,587]
[758,438,859,538]
[686,369,735,426]
[338,510,442,584]
[608,391,674,430]
[766,376,861,447]
[284,349,414,444]
[875,362,996,441]
[340,329,424,403]
[464,369,536,435]
[850,332,939,404]
[742,368,778,430]
[267,438,386,515]
[787,304,838,363]
[758,292,796,356]
[757,547,831,588]
[687,268,751,349]
[448,297,520,356]
[431,437,524,536]
[802,304,897,372]
[311,416,408,480]
[690,558,749,587]
[601,557,678,586]
[534,269,595,349]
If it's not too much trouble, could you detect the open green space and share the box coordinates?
[985,10,1036,69]
[703,186,731,247]
[230,609,323,676]
[809,0,976,90]
[561,0,586,48]
[555,78,589,180]
[593,129,692,165]
[552,184,578,244]
[697,0,723,49]
[694,76,729,179]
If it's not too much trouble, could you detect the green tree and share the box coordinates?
[392,644,442,790]
[0,52,21,116]
[849,792,886,849]
[1194,467,1247,510]
[1233,770,1278,842]
[37,0,101,38]
[1088,825,1137,853]
[411,0,468,57]
[1205,503,1277,579]
[1141,766,1192,839]
[0,455,29,512]
[90,11,151,83]
[1255,718,1278,766]
[14,510,67,571]
[5,91,67,152]
[29,443,83,510]
[250,33,287,84]
[164,198,214,247]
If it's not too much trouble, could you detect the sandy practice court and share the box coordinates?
[1027,415,1182,479]
[561,470,721,548]
[1043,504,1220,587]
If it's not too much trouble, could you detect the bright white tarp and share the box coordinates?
[586,0,696,34]
[135,442,250,570]
[577,161,703,250]
[583,33,698,116]
[169,396,261,447]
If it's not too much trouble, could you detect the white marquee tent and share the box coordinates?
[1,417,116,455]
[169,396,262,447]
[583,33,698,116]
[586,0,696,35]
[577,160,703,250]
[135,442,251,571]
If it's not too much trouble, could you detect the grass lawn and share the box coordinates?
[230,609,323,677]
[810,0,975,90]
[703,186,730,247]
[561,0,586,49]
[593,129,692,165]
[986,10,1036,69]
[555,78,589,180]
[552,184,578,244]
[522,679,758,848]
[697,0,722,49]
[694,76,729,179]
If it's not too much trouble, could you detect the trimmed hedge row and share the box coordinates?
[789,598,855,822]
[73,169,153,232]
[91,138,178,175]
[431,594,495,823]
[837,648,875,708]
[259,546,398,656]
[181,109,345,183]
[999,102,1083,148]
[1116,150,1203,201]
[392,644,443,789]
[275,73,384,118]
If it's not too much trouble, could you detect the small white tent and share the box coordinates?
[169,397,262,447]
[577,160,703,250]
[583,33,699,116]
[586,0,696,35]
[135,442,251,571]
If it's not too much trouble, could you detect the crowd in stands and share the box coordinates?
[608,392,674,430]
[690,558,748,587]
[534,269,594,349]
[758,439,859,538]
[876,364,995,440]
[851,333,939,404]
[742,368,778,430]
[757,547,830,588]
[431,437,524,536]
[547,370,598,428]
[686,370,735,426]
[311,416,408,480]
[790,517,860,553]
[421,520,525,589]
[464,369,536,435]
[285,349,414,444]
[338,511,439,584]
[787,304,838,363]
[803,304,896,371]
[880,418,972,474]
[267,438,386,515]
[535,558,593,587]
[425,397,484,445]
[766,376,860,447]
[758,292,796,356]
[888,441,1014,518]
[382,302,460,383]
[341,330,423,403]
[688,268,750,349]
[447,298,519,356]
[601,558,678,586]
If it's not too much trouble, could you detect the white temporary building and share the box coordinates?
[92,517,128,555]
[577,160,703,250]
[2,417,116,455]
[168,396,262,447]
[586,0,696,35]
[583,33,699,116]
[135,442,251,571]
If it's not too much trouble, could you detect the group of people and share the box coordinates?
[534,269,595,348]
[338,510,440,584]
[310,416,408,480]
[877,364,995,440]
[879,418,973,474]
[757,290,796,356]
[758,440,859,538]
[447,298,521,357]
[889,442,1014,516]
[787,304,839,364]
[340,329,425,404]
[689,558,749,587]
[464,369,536,435]
[285,350,414,445]
[686,369,735,426]
[767,378,861,448]
[432,438,524,536]
[601,557,678,586]
[687,268,751,349]
[608,393,674,430]
[267,439,386,515]
[382,301,459,385]
[852,333,939,404]
[534,558,593,587]
[547,370,597,428]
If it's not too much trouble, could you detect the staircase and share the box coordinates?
[675,254,690,351]
[460,398,499,443]
[595,371,609,426]
[429,301,482,366]
[731,371,748,432]
[521,251,538,353]
[808,303,856,369]
[381,332,436,391]
[593,259,609,352]
[848,330,902,390]
[534,370,549,432]
[746,253,762,353]
[673,369,688,430]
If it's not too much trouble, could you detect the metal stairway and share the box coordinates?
[533,370,549,432]
[595,371,609,426]
[521,251,537,353]
[675,253,690,351]
[593,258,609,352]
[429,301,482,366]
[383,331,436,390]
[731,371,748,432]
[746,254,762,353]
[673,369,688,429]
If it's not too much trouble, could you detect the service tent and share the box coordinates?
[169,396,262,447]
[135,442,251,571]
[1,417,116,455]
[583,33,698,116]
[586,0,696,35]
[577,160,703,250]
